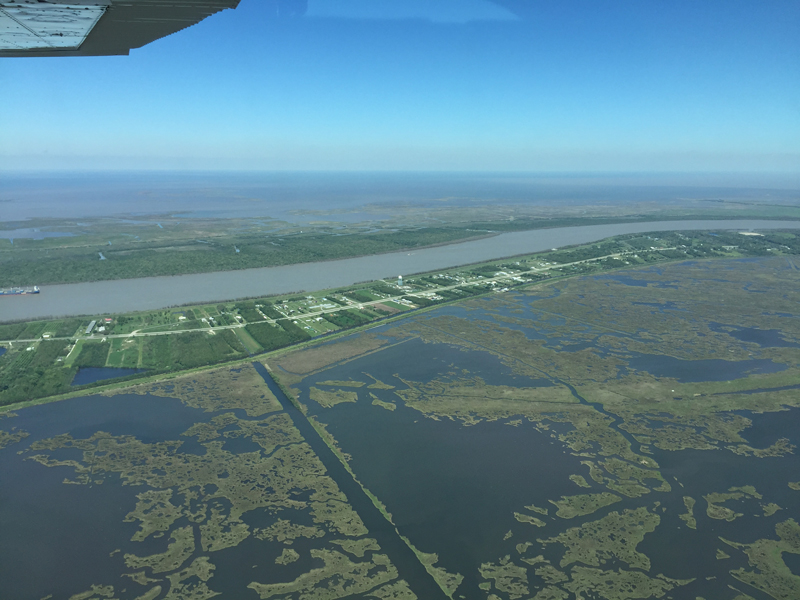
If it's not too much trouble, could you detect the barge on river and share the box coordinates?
[0,286,40,295]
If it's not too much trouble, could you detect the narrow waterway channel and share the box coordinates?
[418,321,655,466]
[251,362,450,600]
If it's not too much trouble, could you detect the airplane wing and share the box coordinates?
[0,0,241,57]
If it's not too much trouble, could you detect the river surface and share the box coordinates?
[2,219,798,322]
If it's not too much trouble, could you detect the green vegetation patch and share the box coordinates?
[323,309,373,329]
[544,507,659,570]
[525,504,549,516]
[309,387,358,408]
[569,474,591,488]
[395,374,578,426]
[401,536,464,598]
[0,339,73,406]
[726,519,800,600]
[125,525,195,573]
[548,492,622,519]
[277,333,393,382]
[184,413,303,455]
[680,496,697,529]
[73,340,111,367]
[727,439,796,458]
[332,537,381,558]
[319,379,366,388]
[275,548,300,565]
[19,374,421,599]
[112,363,281,416]
[480,555,529,599]
[370,393,396,411]
[0,427,29,449]
[600,457,668,498]
[514,512,546,527]
[160,330,246,370]
[366,580,417,599]
[246,320,310,352]
[124,489,183,542]
[705,486,762,522]
[253,519,325,544]
[248,549,398,600]
[563,566,688,600]
[365,374,395,389]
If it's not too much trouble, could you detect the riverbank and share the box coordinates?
[2,219,799,322]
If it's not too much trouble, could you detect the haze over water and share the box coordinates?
[2,171,799,222]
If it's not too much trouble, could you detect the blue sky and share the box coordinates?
[1,0,798,172]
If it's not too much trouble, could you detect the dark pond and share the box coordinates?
[785,553,800,577]
[625,353,787,383]
[709,322,800,348]
[0,347,6,357]
[71,366,147,386]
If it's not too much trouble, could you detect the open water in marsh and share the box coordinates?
[291,340,586,591]
[0,394,214,599]
[640,408,800,599]
[284,276,800,598]
[0,376,448,600]
[294,331,800,598]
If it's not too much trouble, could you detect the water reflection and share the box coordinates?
[624,354,786,383]
[709,322,800,348]
[71,367,147,386]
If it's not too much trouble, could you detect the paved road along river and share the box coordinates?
[2,220,798,322]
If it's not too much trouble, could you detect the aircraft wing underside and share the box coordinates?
[0,0,240,57]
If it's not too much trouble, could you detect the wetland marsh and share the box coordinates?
[0,365,425,600]
[272,255,800,600]
[3,255,800,599]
